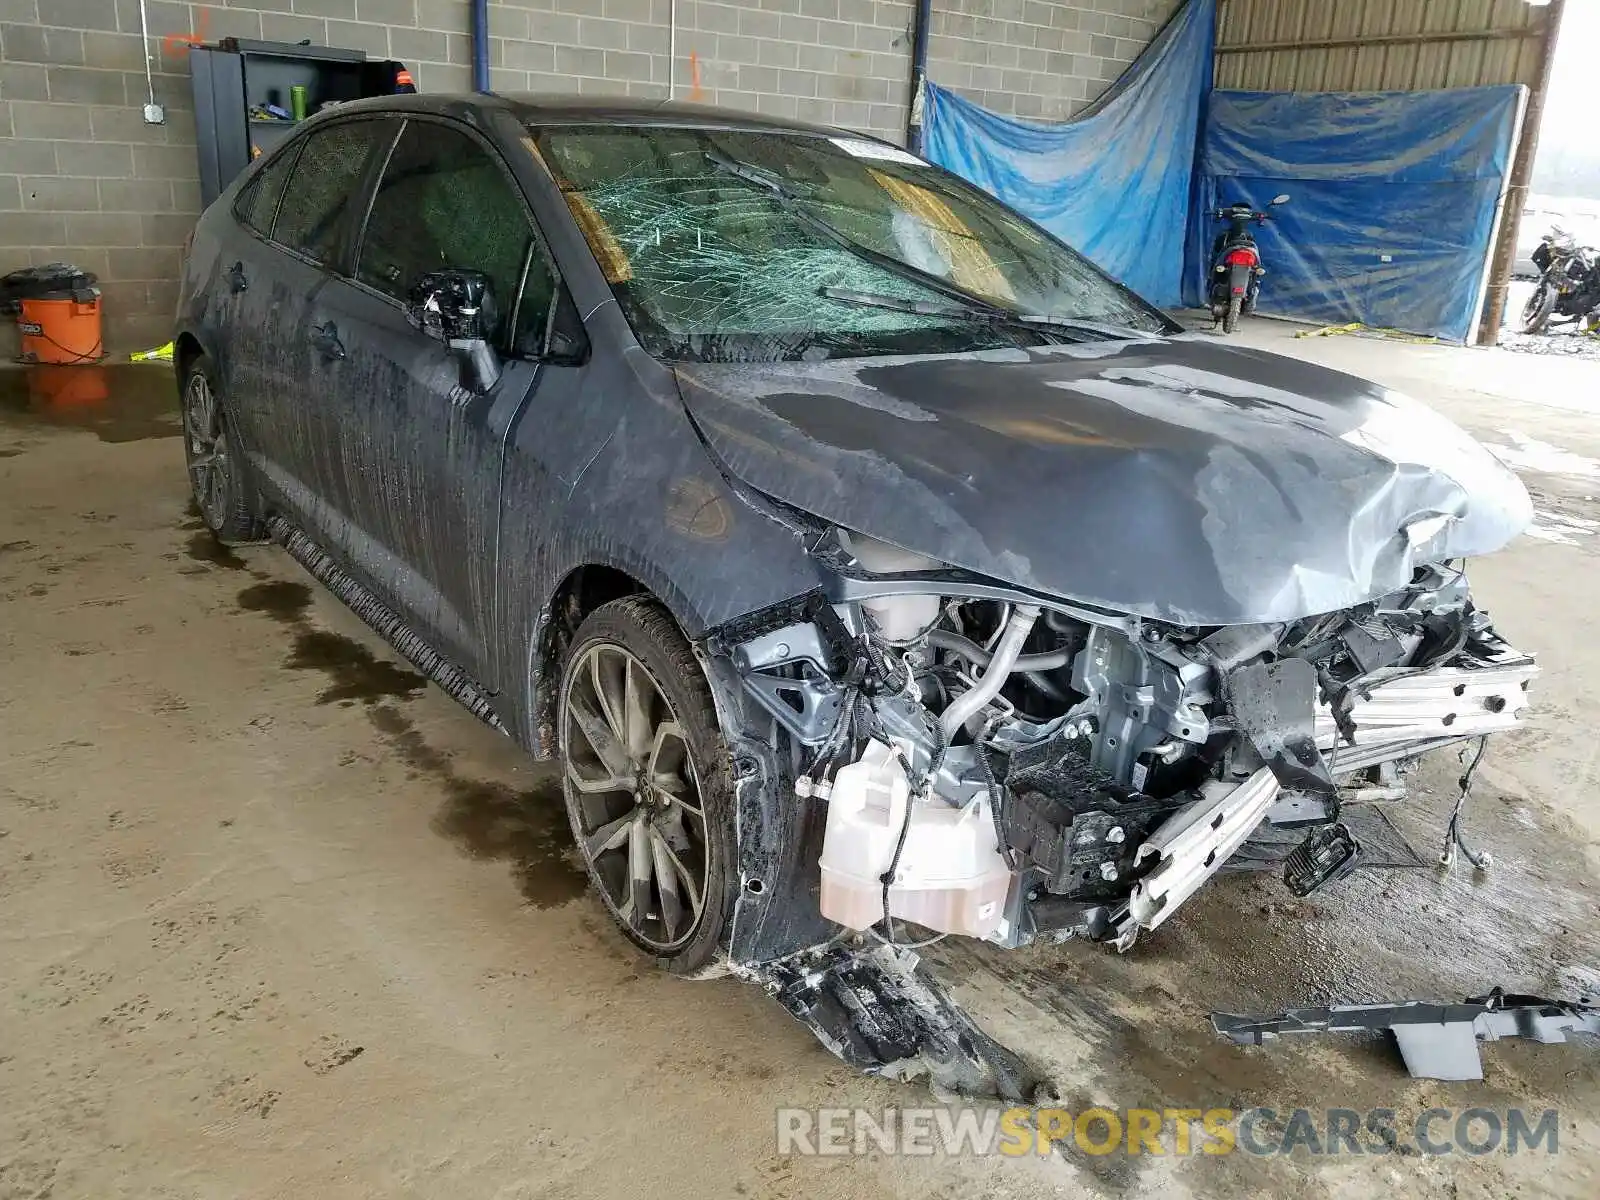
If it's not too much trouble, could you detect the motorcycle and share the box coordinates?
[1522,228,1600,334]
[1208,194,1290,334]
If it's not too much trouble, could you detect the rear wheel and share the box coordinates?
[1521,282,1557,334]
[558,596,736,974]
[180,354,263,543]
[1222,294,1243,334]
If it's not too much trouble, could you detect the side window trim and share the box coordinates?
[232,139,306,245]
[506,237,538,353]
[346,113,565,359]
[246,116,396,275]
[346,115,411,279]
[336,117,404,279]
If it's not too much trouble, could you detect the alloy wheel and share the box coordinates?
[561,642,710,951]
[182,372,231,529]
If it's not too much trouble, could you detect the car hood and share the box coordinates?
[672,335,1532,626]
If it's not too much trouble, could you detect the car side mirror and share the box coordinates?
[407,268,502,393]
[542,283,590,366]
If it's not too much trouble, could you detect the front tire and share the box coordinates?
[1222,294,1243,334]
[1521,282,1557,334]
[180,354,263,543]
[557,596,737,974]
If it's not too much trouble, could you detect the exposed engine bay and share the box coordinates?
[716,530,1538,955]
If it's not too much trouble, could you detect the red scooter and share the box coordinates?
[1208,194,1289,334]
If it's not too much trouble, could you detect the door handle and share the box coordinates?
[310,320,345,361]
[226,261,248,293]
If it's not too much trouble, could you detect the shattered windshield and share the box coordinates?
[530,125,1169,363]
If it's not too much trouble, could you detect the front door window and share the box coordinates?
[357,121,556,356]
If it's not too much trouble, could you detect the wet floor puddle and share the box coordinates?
[0,363,182,445]
[368,704,582,908]
[184,531,249,570]
[236,576,424,702]
[230,575,582,907]
[286,630,427,705]
[231,576,425,704]
[235,580,312,622]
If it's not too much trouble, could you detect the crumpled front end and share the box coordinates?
[712,530,1537,956]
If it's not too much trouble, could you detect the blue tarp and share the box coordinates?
[1191,88,1523,341]
[921,0,1519,342]
[921,0,1214,307]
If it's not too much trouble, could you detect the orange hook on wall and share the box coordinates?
[161,6,210,58]
[688,50,704,103]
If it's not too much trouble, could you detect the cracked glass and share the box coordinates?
[235,144,298,239]
[532,126,1168,363]
[274,119,386,267]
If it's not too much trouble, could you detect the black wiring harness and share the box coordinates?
[1441,736,1492,870]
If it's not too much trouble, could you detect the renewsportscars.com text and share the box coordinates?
[776,1106,1560,1158]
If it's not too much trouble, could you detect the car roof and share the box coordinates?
[325,91,864,141]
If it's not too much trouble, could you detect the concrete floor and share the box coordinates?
[1,326,1597,1199]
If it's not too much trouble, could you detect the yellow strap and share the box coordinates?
[1294,322,1436,344]
[562,190,633,284]
[868,170,1016,304]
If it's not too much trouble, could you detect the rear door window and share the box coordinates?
[235,147,299,238]
[355,119,553,352]
[274,120,390,267]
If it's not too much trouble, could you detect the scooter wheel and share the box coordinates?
[1222,294,1243,334]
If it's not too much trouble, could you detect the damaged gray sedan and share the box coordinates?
[176,96,1536,1088]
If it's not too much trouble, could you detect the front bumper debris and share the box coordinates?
[762,942,1040,1101]
[705,559,1542,1096]
[1313,659,1538,774]
[1211,988,1600,1081]
[1116,766,1279,944]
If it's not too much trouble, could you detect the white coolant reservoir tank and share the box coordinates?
[839,532,942,643]
[819,740,1013,938]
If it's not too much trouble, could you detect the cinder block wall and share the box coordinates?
[0,0,1177,354]
[929,0,1176,120]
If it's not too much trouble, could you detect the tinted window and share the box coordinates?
[275,120,387,265]
[236,147,298,237]
[358,120,553,352]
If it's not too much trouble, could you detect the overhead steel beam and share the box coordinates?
[1218,29,1540,56]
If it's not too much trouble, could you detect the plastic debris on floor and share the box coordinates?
[1496,328,1600,359]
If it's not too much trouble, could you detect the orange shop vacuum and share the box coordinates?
[1,263,104,364]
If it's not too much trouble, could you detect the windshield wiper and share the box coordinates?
[825,288,1120,345]
[819,286,1008,322]
[704,146,789,196]
[1012,313,1154,339]
[705,149,1149,342]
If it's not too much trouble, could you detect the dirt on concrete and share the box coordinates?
[2,347,1598,1199]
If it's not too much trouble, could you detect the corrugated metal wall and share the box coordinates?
[1216,0,1549,91]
